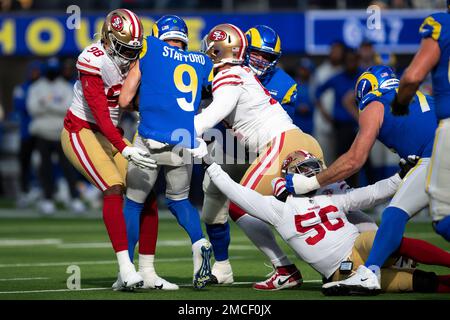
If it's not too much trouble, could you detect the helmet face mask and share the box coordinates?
[244,25,281,78]
[281,150,323,179]
[101,9,144,68]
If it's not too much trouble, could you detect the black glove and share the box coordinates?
[398,155,420,179]
[391,94,410,116]
[201,152,214,170]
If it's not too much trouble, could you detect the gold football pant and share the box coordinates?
[331,231,415,293]
[61,128,129,191]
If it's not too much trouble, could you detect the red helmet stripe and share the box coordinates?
[227,23,246,61]
[122,9,140,39]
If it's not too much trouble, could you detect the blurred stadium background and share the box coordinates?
[0,0,448,300]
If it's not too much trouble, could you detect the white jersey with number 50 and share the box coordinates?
[69,41,126,126]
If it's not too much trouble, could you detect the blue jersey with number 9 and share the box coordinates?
[420,12,450,120]
[359,89,437,159]
[138,36,214,148]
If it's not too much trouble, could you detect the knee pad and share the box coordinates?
[433,216,450,242]
[412,269,438,293]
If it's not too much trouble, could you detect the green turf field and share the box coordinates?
[0,215,449,300]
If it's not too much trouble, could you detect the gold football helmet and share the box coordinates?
[281,150,323,178]
[202,23,248,68]
[101,8,143,64]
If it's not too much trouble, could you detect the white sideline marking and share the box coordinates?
[0,256,248,268]
[0,239,62,247]
[0,277,49,281]
[0,280,323,294]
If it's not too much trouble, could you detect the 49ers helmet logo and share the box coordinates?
[111,15,124,31]
[209,30,227,41]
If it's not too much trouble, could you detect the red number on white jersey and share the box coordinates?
[294,205,345,246]
[87,46,104,57]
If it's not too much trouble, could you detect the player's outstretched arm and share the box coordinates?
[206,162,284,226]
[289,102,382,194]
[334,173,402,213]
[393,38,440,115]
[119,60,141,110]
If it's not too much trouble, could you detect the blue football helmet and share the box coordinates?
[244,25,281,78]
[152,15,188,48]
[355,65,399,105]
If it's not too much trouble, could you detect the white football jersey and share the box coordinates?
[278,183,360,279]
[69,41,126,126]
[212,65,297,153]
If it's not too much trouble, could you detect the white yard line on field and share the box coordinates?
[0,277,49,281]
[0,256,248,268]
[0,280,323,294]
[0,239,62,246]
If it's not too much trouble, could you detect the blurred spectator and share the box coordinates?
[358,41,376,70]
[315,48,363,186]
[311,41,345,165]
[293,58,315,135]
[11,60,41,207]
[27,57,85,215]
[61,58,77,84]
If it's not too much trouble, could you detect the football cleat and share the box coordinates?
[210,260,234,284]
[322,265,381,296]
[138,271,179,290]
[192,239,213,289]
[253,264,303,291]
[112,270,144,292]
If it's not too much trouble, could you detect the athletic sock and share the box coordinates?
[103,194,128,253]
[365,206,409,269]
[398,237,450,267]
[138,254,156,274]
[116,250,134,274]
[123,197,144,261]
[166,198,203,244]
[435,216,450,242]
[205,222,230,261]
[139,194,158,256]
[236,214,291,267]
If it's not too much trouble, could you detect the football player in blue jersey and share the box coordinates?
[119,15,214,289]
[244,25,298,117]
[390,2,450,244]
[283,65,439,295]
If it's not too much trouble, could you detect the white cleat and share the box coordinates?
[112,270,144,292]
[322,265,381,296]
[210,260,234,284]
[192,239,212,289]
[139,271,179,290]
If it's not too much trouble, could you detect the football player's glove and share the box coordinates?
[398,155,420,179]
[122,146,157,169]
[391,94,410,116]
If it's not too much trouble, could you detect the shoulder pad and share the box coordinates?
[419,13,443,41]
[212,67,243,93]
[76,43,105,76]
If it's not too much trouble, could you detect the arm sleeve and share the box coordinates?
[332,174,402,213]
[80,73,127,152]
[207,163,284,226]
[194,85,242,136]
